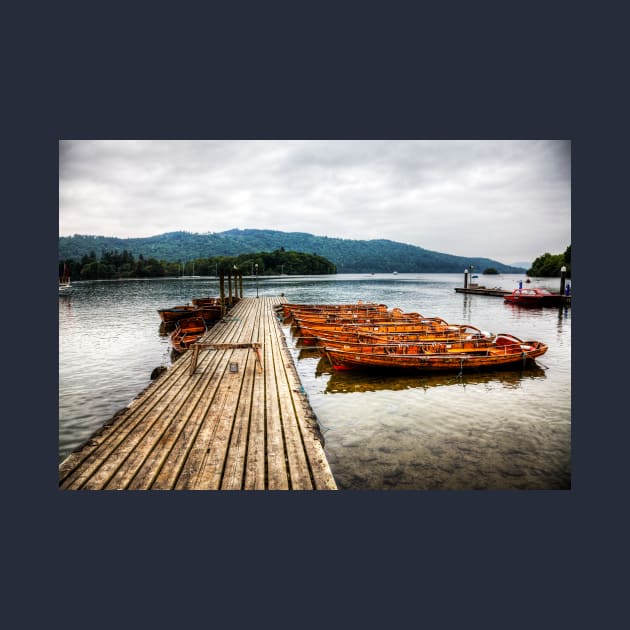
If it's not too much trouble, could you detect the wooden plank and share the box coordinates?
[220,349,257,489]
[262,300,289,489]
[193,298,260,489]
[275,319,338,490]
[244,302,267,490]
[121,346,233,490]
[221,298,262,489]
[268,309,313,490]
[154,303,254,490]
[170,299,259,489]
[193,347,251,489]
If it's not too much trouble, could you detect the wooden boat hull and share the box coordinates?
[191,297,221,307]
[158,306,199,322]
[196,306,222,321]
[504,289,564,307]
[291,306,421,325]
[294,320,480,344]
[277,302,387,319]
[324,335,548,373]
[318,336,495,353]
[170,317,207,353]
[158,305,222,323]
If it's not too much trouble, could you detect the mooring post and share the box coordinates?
[464,268,469,289]
[239,272,243,298]
[220,271,225,316]
[560,265,567,297]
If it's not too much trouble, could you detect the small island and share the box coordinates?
[59,248,337,281]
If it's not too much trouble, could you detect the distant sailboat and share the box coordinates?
[181,262,201,278]
[59,263,72,294]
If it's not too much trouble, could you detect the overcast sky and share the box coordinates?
[59,140,570,265]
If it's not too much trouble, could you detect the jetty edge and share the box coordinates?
[59,296,337,490]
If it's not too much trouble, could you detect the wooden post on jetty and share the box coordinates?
[219,270,226,316]
[228,269,233,306]
[239,271,243,298]
[560,265,567,296]
[463,268,469,289]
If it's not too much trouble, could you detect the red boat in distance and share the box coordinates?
[504,288,564,307]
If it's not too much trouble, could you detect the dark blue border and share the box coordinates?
[11,2,616,625]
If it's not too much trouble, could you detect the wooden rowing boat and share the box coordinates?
[170,316,207,353]
[294,318,483,344]
[323,333,547,372]
[290,306,420,322]
[158,304,222,323]
[277,302,387,319]
[283,306,391,324]
[310,326,494,348]
[291,310,428,336]
[158,305,201,323]
[191,297,222,307]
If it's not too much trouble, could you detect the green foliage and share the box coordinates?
[59,248,336,281]
[59,229,526,273]
[483,267,499,274]
[527,245,571,277]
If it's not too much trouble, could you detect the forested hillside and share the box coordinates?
[59,228,525,273]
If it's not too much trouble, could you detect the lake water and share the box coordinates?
[58,273,571,490]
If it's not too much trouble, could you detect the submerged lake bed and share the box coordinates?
[59,273,571,490]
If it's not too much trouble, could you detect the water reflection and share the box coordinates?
[557,306,569,332]
[297,348,323,360]
[315,357,546,394]
[158,321,176,335]
[462,293,472,321]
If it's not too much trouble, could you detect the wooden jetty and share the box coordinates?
[454,286,510,297]
[59,297,337,490]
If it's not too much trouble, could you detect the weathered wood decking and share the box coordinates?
[454,287,510,297]
[59,297,337,490]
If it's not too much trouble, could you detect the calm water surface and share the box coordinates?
[59,274,571,490]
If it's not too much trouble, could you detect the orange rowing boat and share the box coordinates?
[323,334,547,372]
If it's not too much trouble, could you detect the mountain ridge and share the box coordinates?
[58,228,526,273]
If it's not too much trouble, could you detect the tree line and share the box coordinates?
[527,245,571,278]
[59,248,337,281]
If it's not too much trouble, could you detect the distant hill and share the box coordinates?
[58,229,526,274]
